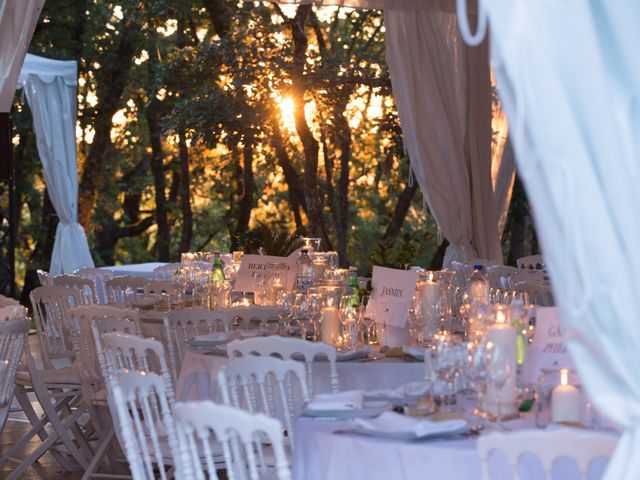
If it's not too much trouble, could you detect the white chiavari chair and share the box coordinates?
[98,332,176,406]
[163,308,232,381]
[477,429,617,480]
[516,254,545,270]
[153,263,180,280]
[514,281,555,306]
[175,401,291,480]
[227,336,339,397]
[225,305,280,330]
[143,280,175,296]
[0,294,19,308]
[75,267,114,304]
[37,269,53,286]
[106,369,179,480]
[0,306,29,433]
[30,285,83,369]
[70,306,143,479]
[54,274,99,305]
[104,276,150,304]
[218,355,309,448]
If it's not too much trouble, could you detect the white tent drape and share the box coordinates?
[0,0,45,113]
[384,7,502,265]
[17,54,94,274]
[469,1,640,477]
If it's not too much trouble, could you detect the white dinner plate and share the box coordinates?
[336,345,372,362]
[351,414,470,441]
[302,400,390,419]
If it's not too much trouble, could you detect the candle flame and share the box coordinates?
[560,368,569,386]
[496,310,506,324]
[428,272,434,282]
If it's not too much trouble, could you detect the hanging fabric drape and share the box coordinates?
[464,1,640,477]
[17,54,94,274]
[0,0,45,113]
[491,105,514,236]
[384,6,502,266]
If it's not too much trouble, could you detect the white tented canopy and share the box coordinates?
[464,1,640,477]
[16,54,94,274]
[266,0,510,265]
[0,0,45,113]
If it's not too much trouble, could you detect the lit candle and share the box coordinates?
[482,309,518,417]
[321,306,340,344]
[551,369,581,424]
[419,273,440,308]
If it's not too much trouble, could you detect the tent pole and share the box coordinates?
[0,112,16,298]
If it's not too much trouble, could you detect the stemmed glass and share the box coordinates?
[486,343,512,430]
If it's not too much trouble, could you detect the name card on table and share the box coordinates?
[234,254,298,293]
[365,266,418,328]
[522,307,575,383]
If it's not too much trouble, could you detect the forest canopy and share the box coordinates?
[10,0,538,291]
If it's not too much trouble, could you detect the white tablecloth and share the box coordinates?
[293,417,609,480]
[176,349,426,403]
[101,262,168,279]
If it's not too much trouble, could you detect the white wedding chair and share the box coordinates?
[163,308,232,379]
[218,355,309,447]
[517,254,545,270]
[486,265,520,291]
[514,281,555,306]
[0,294,19,308]
[54,274,99,305]
[225,305,281,330]
[70,306,143,479]
[37,269,53,286]
[477,429,618,480]
[143,279,175,295]
[106,369,180,480]
[98,332,176,406]
[174,401,292,480]
[153,263,180,280]
[104,276,150,304]
[30,285,83,368]
[75,267,114,304]
[8,335,91,478]
[227,336,339,396]
[0,306,30,433]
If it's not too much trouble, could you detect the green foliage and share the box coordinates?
[238,223,304,257]
[367,231,431,275]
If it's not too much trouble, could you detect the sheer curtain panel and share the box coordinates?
[0,0,45,112]
[385,7,502,265]
[461,1,640,477]
[18,55,94,274]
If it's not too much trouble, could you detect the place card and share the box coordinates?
[522,307,575,383]
[366,266,418,328]
[234,254,297,293]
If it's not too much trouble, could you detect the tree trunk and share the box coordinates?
[78,21,140,228]
[233,137,256,240]
[506,175,527,266]
[178,129,192,254]
[383,173,419,240]
[146,101,171,261]
[201,0,231,37]
[429,238,449,270]
[333,101,352,266]
[290,5,332,249]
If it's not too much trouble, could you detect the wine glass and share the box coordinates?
[486,343,512,430]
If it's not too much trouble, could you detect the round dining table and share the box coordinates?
[293,416,610,480]
[175,347,426,402]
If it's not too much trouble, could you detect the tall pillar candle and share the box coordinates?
[482,311,518,417]
[321,306,340,345]
[551,369,581,423]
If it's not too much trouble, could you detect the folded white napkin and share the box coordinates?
[353,411,467,437]
[306,390,364,411]
[336,345,372,361]
[364,386,404,400]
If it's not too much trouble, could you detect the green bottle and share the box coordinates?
[211,252,225,283]
[348,266,360,307]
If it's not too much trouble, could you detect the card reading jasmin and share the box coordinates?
[366,266,418,328]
